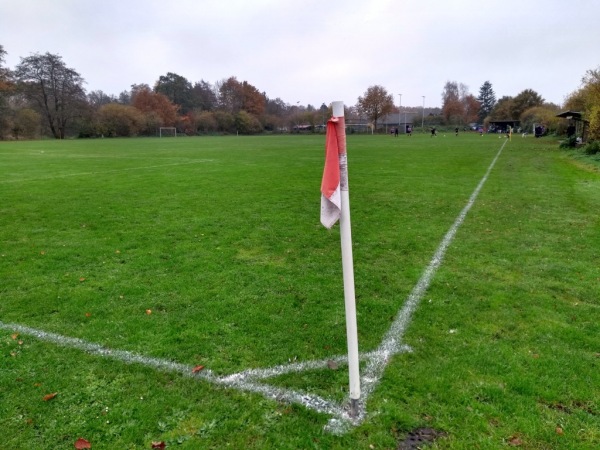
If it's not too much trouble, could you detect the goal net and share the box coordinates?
[159,127,177,138]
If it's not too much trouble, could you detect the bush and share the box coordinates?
[584,140,600,155]
[559,136,578,148]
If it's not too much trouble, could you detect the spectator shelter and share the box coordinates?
[487,120,520,134]
[556,110,589,143]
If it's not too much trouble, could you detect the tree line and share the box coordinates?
[0,48,332,139]
[0,45,599,140]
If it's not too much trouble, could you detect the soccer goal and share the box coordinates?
[159,127,177,138]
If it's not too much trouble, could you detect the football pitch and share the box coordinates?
[1,134,599,448]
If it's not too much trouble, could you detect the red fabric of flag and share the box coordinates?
[320,116,345,228]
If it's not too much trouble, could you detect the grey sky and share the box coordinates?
[2,0,598,108]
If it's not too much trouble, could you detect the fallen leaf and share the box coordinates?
[18,340,23,345]
[79,277,86,282]
[145,309,152,315]
[556,427,564,435]
[40,251,46,255]
[151,442,166,449]
[43,392,58,401]
[508,435,522,446]
[11,333,18,340]
[192,365,205,374]
[85,313,92,317]
[74,437,91,449]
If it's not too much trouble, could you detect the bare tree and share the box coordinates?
[15,52,86,139]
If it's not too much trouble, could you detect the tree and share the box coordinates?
[192,110,218,134]
[235,110,262,134]
[154,72,193,114]
[0,45,13,138]
[97,103,143,137]
[12,108,41,139]
[490,96,515,120]
[240,81,265,117]
[213,110,235,133]
[519,104,561,135]
[441,81,480,125]
[0,45,11,93]
[215,76,265,117]
[510,89,544,119]
[191,80,217,111]
[130,84,179,133]
[15,52,86,139]
[565,66,600,140]
[441,81,465,124]
[356,85,394,131]
[463,94,481,124]
[217,76,244,113]
[477,81,496,122]
[88,90,116,109]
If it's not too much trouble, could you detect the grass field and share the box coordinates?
[1,133,599,449]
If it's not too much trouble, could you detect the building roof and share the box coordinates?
[378,112,415,125]
[556,110,588,122]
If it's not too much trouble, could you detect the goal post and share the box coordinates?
[159,127,177,138]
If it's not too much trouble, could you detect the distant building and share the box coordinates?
[377,112,415,134]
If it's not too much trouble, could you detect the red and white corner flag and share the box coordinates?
[319,101,361,417]
[320,116,345,228]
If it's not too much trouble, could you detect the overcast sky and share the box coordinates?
[2,0,599,108]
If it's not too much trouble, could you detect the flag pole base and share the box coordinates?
[350,398,359,418]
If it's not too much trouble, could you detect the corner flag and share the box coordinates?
[320,101,361,417]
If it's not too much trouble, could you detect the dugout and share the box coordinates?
[556,110,589,143]
[488,120,519,134]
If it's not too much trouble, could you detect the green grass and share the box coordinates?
[1,134,599,449]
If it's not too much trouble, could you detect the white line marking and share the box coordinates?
[354,139,508,412]
[0,320,411,428]
[0,141,507,433]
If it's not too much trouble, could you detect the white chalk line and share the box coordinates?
[0,159,214,184]
[0,320,409,426]
[0,140,507,433]
[356,139,508,407]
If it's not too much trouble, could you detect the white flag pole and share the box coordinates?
[332,101,361,417]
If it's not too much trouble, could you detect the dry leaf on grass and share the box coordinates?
[192,365,205,374]
[43,392,58,401]
[508,435,522,446]
[74,437,91,449]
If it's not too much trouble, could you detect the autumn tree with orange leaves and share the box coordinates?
[441,81,480,125]
[130,84,179,134]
